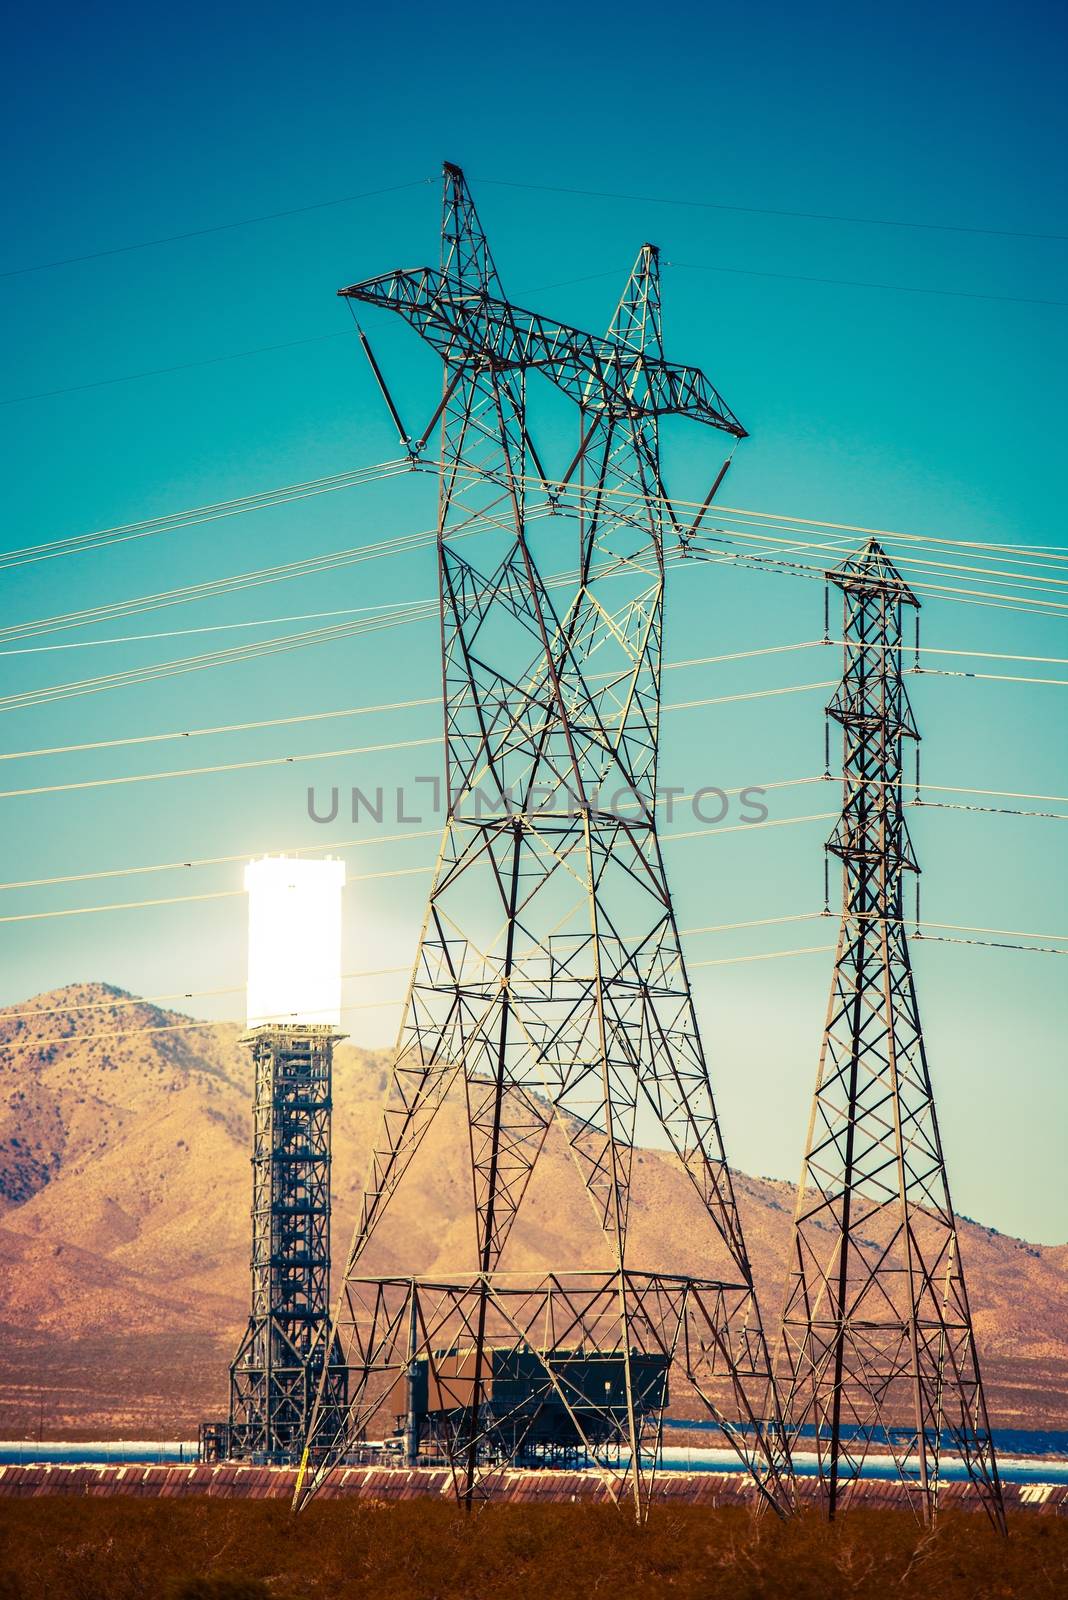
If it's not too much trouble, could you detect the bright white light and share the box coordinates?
[245,856,345,1028]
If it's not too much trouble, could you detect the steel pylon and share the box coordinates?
[777,538,1006,1532]
[294,164,791,1518]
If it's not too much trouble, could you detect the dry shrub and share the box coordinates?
[164,1583,272,1600]
[0,1498,1064,1600]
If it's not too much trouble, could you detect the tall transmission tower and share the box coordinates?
[777,538,1006,1531]
[293,163,791,1518]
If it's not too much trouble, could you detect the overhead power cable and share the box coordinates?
[0,915,830,1021]
[0,457,414,572]
[0,994,410,1050]
[19,794,1068,926]
[690,944,835,967]
[0,642,824,763]
[0,683,838,798]
[665,259,1068,310]
[5,532,1066,717]
[5,914,1064,1044]
[0,530,808,712]
[0,178,434,279]
[0,964,412,1024]
[6,168,1063,292]
[0,497,556,643]
[1,332,353,407]
[4,764,1066,887]
[0,601,436,657]
[6,456,1065,580]
[0,858,437,923]
[0,812,841,921]
[473,175,1068,246]
[0,696,441,762]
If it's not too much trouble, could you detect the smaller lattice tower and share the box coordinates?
[226,858,348,1461]
[777,539,1005,1531]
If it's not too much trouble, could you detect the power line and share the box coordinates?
[473,175,1068,246]
[0,827,441,892]
[0,965,410,1023]
[4,770,1065,891]
[0,606,441,714]
[0,457,414,572]
[684,536,1068,620]
[0,733,443,800]
[0,601,433,657]
[5,913,1063,1044]
[0,178,434,279]
[0,497,541,642]
[666,259,1068,310]
[917,668,1068,688]
[5,527,1064,716]
[0,642,824,763]
[0,858,436,923]
[690,944,835,967]
[0,993,409,1050]
[0,695,440,762]
[7,168,1064,295]
[7,455,1062,583]
[0,332,352,408]
[0,683,840,798]
[0,812,840,921]
[5,917,833,1021]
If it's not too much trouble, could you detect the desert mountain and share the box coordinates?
[1,982,1065,1437]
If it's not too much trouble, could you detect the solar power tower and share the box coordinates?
[777,540,1006,1532]
[228,859,349,1461]
[293,165,792,1520]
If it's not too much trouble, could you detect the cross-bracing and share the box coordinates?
[293,164,791,1520]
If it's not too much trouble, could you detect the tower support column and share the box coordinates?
[229,1023,347,1461]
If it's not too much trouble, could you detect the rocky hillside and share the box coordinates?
[1,982,1065,1437]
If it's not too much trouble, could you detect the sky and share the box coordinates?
[2,0,1066,1242]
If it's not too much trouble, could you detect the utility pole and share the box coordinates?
[778,537,1006,1532]
[293,163,791,1520]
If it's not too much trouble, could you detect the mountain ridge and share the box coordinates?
[1,981,1065,1436]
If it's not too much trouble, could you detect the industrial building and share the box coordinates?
[389,1346,670,1468]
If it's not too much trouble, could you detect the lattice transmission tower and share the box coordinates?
[293,164,792,1518]
[777,538,1005,1531]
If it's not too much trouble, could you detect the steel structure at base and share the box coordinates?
[776,539,1006,1533]
[227,1024,348,1462]
[296,1272,776,1502]
[293,164,793,1521]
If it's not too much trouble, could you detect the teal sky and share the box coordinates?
[2,0,1066,1242]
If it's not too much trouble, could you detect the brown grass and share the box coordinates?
[0,1500,1065,1600]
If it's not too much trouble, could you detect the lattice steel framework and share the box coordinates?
[777,539,1005,1531]
[294,164,791,1518]
[229,1025,347,1459]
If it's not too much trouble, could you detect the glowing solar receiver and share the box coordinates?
[244,856,345,1029]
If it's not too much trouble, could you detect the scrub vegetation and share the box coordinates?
[0,1499,1065,1599]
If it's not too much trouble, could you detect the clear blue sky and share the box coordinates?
[2,0,1066,1241]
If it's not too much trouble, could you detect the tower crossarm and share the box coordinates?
[338,270,746,435]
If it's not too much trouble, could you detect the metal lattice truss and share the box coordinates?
[294,165,789,1518]
[300,1271,780,1514]
[230,1026,347,1459]
[777,539,1006,1531]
